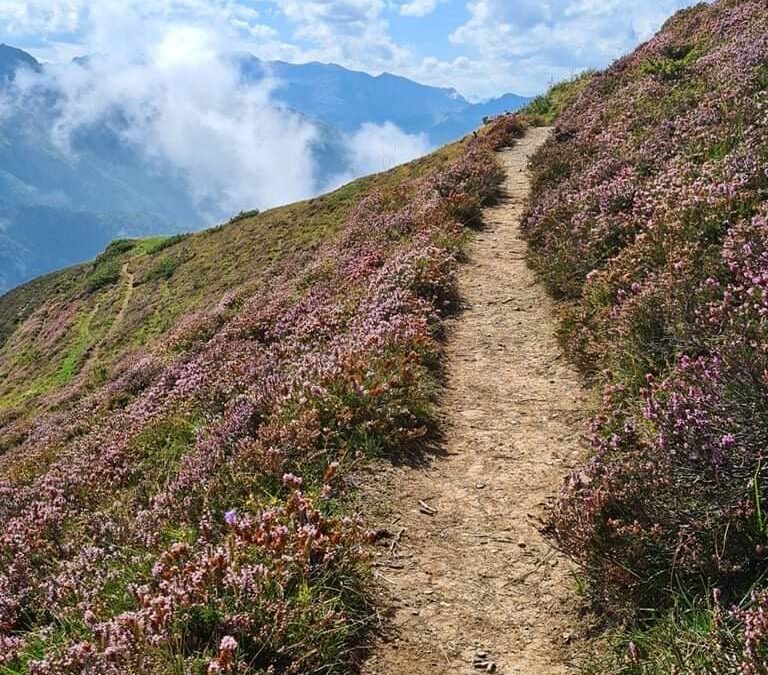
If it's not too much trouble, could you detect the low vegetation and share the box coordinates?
[521,71,594,125]
[523,1,768,670]
[0,117,526,673]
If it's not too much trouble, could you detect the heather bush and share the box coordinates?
[0,119,520,672]
[85,258,122,292]
[524,0,768,669]
[482,114,527,151]
[148,256,181,281]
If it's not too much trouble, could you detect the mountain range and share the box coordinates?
[0,44,529,295]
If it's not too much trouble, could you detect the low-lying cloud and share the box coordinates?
[7,3,430,220]
[332,122,431,188]
[14,12,319,218]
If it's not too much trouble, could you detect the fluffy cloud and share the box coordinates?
[344,121,430,175]
[4,1,438,218]
[0,0,708,102]
[399,0,441,17]
[266,0,410,71]
[328,122,431,188]
[442,0,703,94]
[12,4,321,217]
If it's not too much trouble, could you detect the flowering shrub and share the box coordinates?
[523,0,768,669]
[0,118,524,672]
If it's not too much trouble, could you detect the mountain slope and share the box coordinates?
[0,115,525,673]
[522,1,768,670]
[243,56,529,146]
[0,45,528,296]
[0,45,202,294]
[0,42,40,81]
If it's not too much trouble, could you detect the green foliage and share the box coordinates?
[85,257,121,292]
[584,594,740,674]
[101,238,137,258]
[149,256,182,281]
[132,415,197,490]
[141,234,191,255]
[640,44,704,81]
[227,209,260,224]
[522,71,595,123]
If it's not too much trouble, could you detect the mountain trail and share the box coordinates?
[360,127,588,675]
[84,261,135,372]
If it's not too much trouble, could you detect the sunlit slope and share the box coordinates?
[0,141,466,416]
[523,1,768,670]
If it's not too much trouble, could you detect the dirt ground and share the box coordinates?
[360,127,590,675]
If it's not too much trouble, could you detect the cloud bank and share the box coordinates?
[13,7,319,217]
[1,0,708,98]
[5,2,431,220]
[332,122,431,187]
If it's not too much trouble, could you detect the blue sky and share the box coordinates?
[0,0,704,98]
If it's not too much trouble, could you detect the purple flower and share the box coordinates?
[282,473,303,489]
[219,635,238,652]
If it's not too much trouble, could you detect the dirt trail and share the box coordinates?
[84,262,135,372]
[361,127,588,675]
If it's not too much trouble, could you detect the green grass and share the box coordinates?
[56,308,96,384]
[138,234,191,256]
[522,71,596,123]
[584,596,736,674]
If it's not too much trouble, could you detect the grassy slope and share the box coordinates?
[520,71,595,124]
[0,141,465,419]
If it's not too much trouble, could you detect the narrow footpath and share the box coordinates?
[362,127,588,675]
[84,261,135,373]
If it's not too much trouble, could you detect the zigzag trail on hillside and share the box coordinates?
[361,127,588,674]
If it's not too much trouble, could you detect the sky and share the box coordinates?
[1,0,705,99]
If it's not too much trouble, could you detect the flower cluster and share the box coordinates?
[523,0,768,668]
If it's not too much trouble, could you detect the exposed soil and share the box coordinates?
[360,127,589,675]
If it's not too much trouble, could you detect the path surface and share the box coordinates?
[84,262,135,372]
[361,127,588,675]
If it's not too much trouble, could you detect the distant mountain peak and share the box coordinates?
[0,44,41,81]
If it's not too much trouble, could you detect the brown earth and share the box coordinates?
[360,127,590,675]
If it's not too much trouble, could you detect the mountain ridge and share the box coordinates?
[0,44,529,296]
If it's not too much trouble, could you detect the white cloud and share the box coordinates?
[442,0,702,95]
[399,0,441,17]
[0,0,86,35]
[346,122,430,174]
[328,121,431,188]
[13,4,321,217]
[0,0,709,107]
[267,0,410,72]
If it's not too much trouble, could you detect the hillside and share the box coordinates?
[523,0,768,671]
[0,45,528,296]
[8,0,768,671]
[0,114,525,673]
